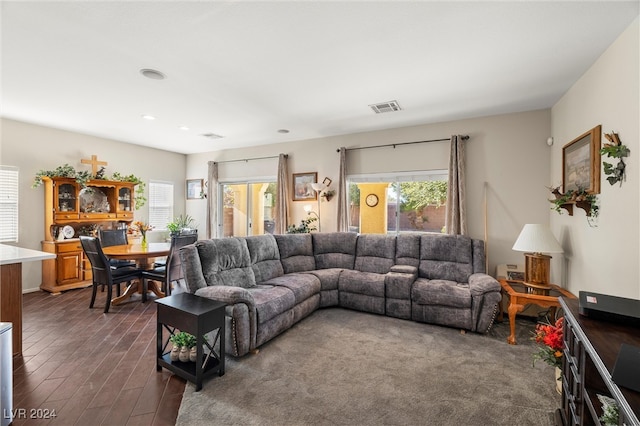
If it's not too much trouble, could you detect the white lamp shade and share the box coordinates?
[311,182,325,192]
[512,224,563,254]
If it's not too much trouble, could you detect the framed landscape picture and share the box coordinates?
[563,125,601,194]
[292,172,317,201]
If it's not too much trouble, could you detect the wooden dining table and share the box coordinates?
[102,242,171,305]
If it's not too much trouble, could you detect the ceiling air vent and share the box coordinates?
[201,133,224,139]
[369,100,402,114]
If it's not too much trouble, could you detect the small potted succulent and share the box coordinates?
[169,331,197,362]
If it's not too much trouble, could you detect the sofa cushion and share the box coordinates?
[245,234,284,283]
[262,273,321,305]
[196,238,256,288]
[395,233,421,268]
[248,285,296,324]
[274,234,316,273]
[411,278,472,308]
[354,234,396,274]
[419,234,473,283]
[303,268,342,291]
[313,232,357,269]
[338,270,385,298]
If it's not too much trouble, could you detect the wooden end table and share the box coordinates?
[498,279,576,345]
[156,293,226,391]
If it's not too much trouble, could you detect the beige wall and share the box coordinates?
[0,118,187,292]
[187,109,552,278]
[550,17,639,299]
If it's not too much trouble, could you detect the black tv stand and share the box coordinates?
[558,297,640,425]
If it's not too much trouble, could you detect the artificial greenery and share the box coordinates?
[32,164,92,188]
[286,216,317,233]
[600,132,630,187]
[169,331,196,348]
[549,186,599,226]
[167,214,197,235]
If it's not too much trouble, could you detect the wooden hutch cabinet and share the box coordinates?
[40,176,136,293]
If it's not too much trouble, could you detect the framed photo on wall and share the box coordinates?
[563,125,601,194]
[292,172,317,201]
[186,179,204,200]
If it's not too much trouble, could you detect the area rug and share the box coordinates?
[176,308,559,425]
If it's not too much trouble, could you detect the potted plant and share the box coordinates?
[169,331,197,362]
[167,214,197,236]
[532,317,564,394]
[286,216,317,233]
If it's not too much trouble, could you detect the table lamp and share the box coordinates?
[512,224,563,291]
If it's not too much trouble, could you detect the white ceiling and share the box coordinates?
[2,1,638,155]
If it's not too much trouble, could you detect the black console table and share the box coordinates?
[156,293,226,391]
[559,297,640,425]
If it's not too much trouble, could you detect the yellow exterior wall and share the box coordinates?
[358,183,388,234]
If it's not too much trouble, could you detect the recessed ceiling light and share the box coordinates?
[141,114,156,120]
[140,68,166,80]
[178,126,190,131]
[201,133,224,139]
[277,129,290,134]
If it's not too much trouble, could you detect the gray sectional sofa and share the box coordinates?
[180,232,501,357]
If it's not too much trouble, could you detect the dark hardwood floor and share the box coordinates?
[12,286,185,425]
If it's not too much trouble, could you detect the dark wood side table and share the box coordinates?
[156,293,226,391]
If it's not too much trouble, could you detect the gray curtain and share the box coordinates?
[446,135,467,235]
[206,161,219,239]
[275,154,290,234]
[336,147,349,232]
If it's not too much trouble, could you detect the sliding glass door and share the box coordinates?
[221,181,277,237]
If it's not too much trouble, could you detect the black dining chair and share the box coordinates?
[142,233,198,301]
[99,228,136,269]
[80,236,143,313]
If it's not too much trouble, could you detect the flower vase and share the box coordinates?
[189,346,198,363]
[178,346,190,362]
[555,367,562,394]
[141,233,148,249]
[170,345,180,362]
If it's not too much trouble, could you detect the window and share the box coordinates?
[348,171,447,234]
[148,181,174,230]
[0,166,19,242]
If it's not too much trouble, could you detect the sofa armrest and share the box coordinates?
[195,285,256,309]
[468,273,500,296]
[390,264,418,277]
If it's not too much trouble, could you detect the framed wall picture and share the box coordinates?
[563,125,601,194]
[186,179,204,200]
[292,172,317,201]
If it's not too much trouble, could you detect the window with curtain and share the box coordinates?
[348,170,447,234]
[148,181,174,230]
[0,166,19,242]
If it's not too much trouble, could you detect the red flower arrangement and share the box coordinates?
[532,317,564,369]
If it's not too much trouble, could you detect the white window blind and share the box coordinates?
[148,181,174,230]
[0,166,19,242]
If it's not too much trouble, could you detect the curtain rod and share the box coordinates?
[336,135,469,153]
[214,154,287,165]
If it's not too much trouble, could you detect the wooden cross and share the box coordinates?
[81,155,107,176]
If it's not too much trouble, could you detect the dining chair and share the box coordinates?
[142,233,198,301]
[154,229,197,268]
[80,236,143,313]
[99,228,136,268]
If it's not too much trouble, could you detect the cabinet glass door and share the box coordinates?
[118,187,132,212]
[57,183,77,213]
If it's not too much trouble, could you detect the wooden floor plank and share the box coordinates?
[12,287,185,426]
